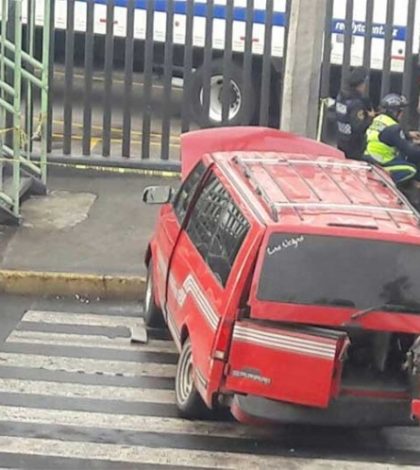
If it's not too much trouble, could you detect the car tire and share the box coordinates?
[189,58,257,128]
[175,338,208,419]
[144,262,165,328]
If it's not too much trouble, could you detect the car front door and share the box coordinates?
[166,168,253,400]
[151,162,206,325]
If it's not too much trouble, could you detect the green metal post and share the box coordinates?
[25,0,35,161]
[0,0,7,193]
[12,0,22,217]
[40,0,51,185]
[0,0,50,221]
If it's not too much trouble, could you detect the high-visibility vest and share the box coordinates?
[366,114,398,164]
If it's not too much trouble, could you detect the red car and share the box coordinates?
[143,127,420,427]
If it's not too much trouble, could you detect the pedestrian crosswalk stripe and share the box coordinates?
[0,406,272,440]
[0,378,175,404]
[22,310,144,329]
[6,330,177,354]
[0,353,176,378]
[0,309,418,469]
[0,436,416,470]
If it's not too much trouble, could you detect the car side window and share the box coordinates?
[173,162,205,224]
[186,172,250,287]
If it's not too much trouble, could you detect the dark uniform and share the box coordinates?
[336,67,373,160]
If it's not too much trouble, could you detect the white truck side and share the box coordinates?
[9,0,420,125]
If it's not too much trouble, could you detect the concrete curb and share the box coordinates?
[0,270,146,300]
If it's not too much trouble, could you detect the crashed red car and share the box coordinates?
[143,127,420,427]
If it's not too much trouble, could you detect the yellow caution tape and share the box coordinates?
[0,119,180,178]
[0,156,180,178]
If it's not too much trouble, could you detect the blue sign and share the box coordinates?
[332,20,406,41]
[88,0,408,42]
[90,0,286,26]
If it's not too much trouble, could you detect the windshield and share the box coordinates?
[258,234,420,313]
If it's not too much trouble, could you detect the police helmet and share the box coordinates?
[380,94,409,111]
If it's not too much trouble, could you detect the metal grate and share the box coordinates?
[235,155,420,226]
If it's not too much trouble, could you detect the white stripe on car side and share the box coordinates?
[156,251,219,331]
[233,326,337,359]
[234,325,337,352]
[157,252,338,360]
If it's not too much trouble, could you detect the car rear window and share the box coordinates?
[258,234,420,312]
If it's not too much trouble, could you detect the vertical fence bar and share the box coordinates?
[40,0,51,185]
[402,0,416,98]
[12,0,22,216]
[24,0,35,157]
[122,0,135,158]
[141,0,155,159]
[63,0,75,155]
[46,0,55,153]
[0,0,7,193]
[259,0,273,126]
[402,0,416,127]
[102,0,114,157]
[242,0,253,122]
[320,0,333,98]
[221,0,234,125]
[5,0,14,150]
[381,0,394,97]
[160,0,174,161]
[82,0,94,156]
[201,0,214,127]
[181,0,194,132]
[0,0,7,177]
[341,0,354,89]
[279,0,291,119]
[363,0,373,75]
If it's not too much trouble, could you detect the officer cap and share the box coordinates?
[347,66,369,88]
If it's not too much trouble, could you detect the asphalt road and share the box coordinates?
[0,294,419,469]
[47,65,189,162]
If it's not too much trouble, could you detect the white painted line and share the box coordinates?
[22,311,144,329]
[0,436,414,469]
[0,406,272,440]
[0,353,176,378]
[6,330,176,354]
[0,379,175,404]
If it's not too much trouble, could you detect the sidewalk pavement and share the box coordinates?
[0,167,178,297]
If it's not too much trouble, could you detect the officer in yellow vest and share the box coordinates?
[365,94,420,185]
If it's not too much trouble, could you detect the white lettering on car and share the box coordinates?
[267,236,305,256]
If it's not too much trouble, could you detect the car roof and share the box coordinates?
[212,151,420,236]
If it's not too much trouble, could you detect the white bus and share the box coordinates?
[16,0,420,126]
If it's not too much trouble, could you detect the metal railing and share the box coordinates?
[2,0,418,176]
[48,0,288,169]
[46,0,420,168]
[0,0,51,223]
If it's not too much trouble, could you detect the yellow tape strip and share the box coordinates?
[0,156,180,178]
[0,127,14,135]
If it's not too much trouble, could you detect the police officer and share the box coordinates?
[365,94,420,185]
[336,66,375,160]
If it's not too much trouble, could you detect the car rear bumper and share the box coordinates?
[231,394,417,427]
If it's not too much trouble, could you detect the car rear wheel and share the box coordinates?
[175,338,208,419]
[144,262,165,328]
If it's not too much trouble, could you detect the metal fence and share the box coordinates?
[48,0,290,170]
[0,0,51,223]
[45,0,420,168]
